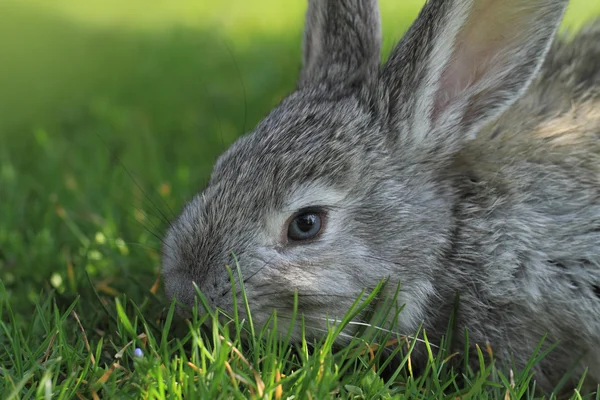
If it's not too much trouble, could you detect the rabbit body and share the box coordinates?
[435,25,600,389]
[162,0,600,393]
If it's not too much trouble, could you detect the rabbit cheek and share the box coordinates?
[262,260,371,329]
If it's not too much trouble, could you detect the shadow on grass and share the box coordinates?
[0,3,304,314]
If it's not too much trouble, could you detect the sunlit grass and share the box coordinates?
[8,0,598,34]
[12,0,423,35]
[2,269,586,398]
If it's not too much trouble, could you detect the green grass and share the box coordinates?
[1,0,599,398]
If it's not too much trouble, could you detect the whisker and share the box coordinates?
[252,291,366,299]
[272,313,438,349]
[93,130,175,226]
[241,254,278,285]
[119,207,176,253]
[114,204,175,253]
[344,321,439,348]
[206,85,226,152]
[102,239,160,251]
[220,39,247,136]
[222,253,279,297]
[140,224,176,253]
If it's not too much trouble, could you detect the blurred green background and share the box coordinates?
[1,0,599,314]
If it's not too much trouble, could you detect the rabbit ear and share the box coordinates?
[299,0,382,89]
[383,0,568,153]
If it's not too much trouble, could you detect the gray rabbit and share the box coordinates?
[162,0,600,393]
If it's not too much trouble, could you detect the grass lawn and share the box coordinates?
[1,0,599,398]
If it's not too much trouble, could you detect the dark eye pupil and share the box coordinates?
[296,214,316,232]
[287,211,323,241]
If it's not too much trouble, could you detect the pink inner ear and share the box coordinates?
[431,0,534,123]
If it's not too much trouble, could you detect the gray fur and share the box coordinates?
[162,0,600,394]
[300,0,381,87]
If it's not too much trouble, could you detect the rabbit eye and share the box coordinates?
[287,210,324,241]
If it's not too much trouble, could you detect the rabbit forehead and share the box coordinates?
[207,92,384,212]
[215,91,378,175]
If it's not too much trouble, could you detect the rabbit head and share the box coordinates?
[162,0,568,339]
